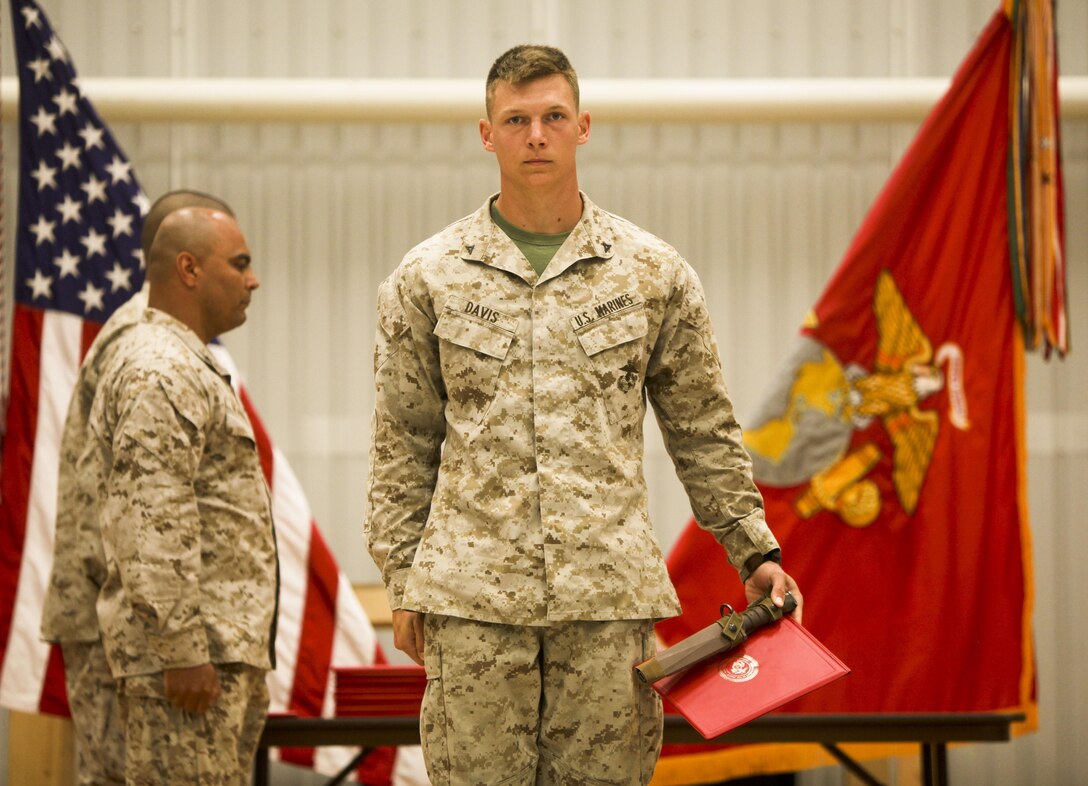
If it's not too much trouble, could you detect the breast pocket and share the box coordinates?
[197,405,262,501]
[574,307,649,427]
[433,303,516,426]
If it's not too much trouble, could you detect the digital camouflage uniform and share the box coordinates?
[366,194,779,784]
[119,663,269,786]
[40,288,148,786]
[92,308,279,786]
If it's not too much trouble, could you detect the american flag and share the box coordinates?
[0,2,427,782]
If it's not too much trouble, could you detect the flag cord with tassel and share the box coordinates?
[1007,0,1068,356]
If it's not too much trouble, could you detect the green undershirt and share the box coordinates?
[491,202,571,276]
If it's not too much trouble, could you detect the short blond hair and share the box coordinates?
[485,44,579,117]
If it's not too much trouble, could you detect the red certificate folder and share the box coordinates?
[651,617,849,739]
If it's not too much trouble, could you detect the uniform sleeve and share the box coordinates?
[98,367,210,670]
[645,261,779,581]
[42,333,133,643]
[364,272,447,610]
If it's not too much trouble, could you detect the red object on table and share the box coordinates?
[652,618,849,739]
[334,665,427,717]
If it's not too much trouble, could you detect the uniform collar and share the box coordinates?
[142,308,233,382]
[459,192,616,285]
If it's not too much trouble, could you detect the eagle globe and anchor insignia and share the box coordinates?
[719,653,760,683]
[743,270,970,528]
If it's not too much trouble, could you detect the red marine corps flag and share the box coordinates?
[654,0,1065,782]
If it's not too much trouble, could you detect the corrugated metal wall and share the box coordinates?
[2,1,1086,784]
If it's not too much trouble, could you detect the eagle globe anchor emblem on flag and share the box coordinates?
[744,270,971,528]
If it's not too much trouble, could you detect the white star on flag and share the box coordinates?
[26,269,53,300]
[53,249,81,278]
[57,195,82,224]
[77,122,104,149]
[80,227,108,258]
[104,262,134,293]
[30,106,57,135]
[80,173,107,203]
[56,141,81,170]
[26,55,50,81]
[53,87,78,115]
[20,5,41,28]
[133,191,151,216]
[29,215,56,245]
[76,281,105,313]
[46,35,67,61]
[105,156,133,184]
[106,209,134,238]
[31,160,58,191]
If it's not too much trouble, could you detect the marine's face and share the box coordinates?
[480,73,590,192]
[197,214,258,338]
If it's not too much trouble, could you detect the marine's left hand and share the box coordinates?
[163,662,221,714]
[745,561,803,624]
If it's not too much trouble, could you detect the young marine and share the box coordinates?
[366,44,802,785]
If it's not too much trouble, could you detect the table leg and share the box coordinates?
[820,743,886,786]
[253,744,270,786]
[325,748,371,785]
[921,742,949,786]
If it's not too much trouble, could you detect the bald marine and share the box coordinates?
[146,207,259,343]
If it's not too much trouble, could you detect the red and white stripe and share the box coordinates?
[0,307,87,715]
[217,347,426,782]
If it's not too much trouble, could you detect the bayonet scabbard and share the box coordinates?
[634,593,796,684]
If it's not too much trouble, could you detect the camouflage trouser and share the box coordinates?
[118,663,269,786]
[61,640,125,786]
[420,615,662,786]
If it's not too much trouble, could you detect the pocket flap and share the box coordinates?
[434,298,516,361]
[575,309,648,356]
[224,409,256,443]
